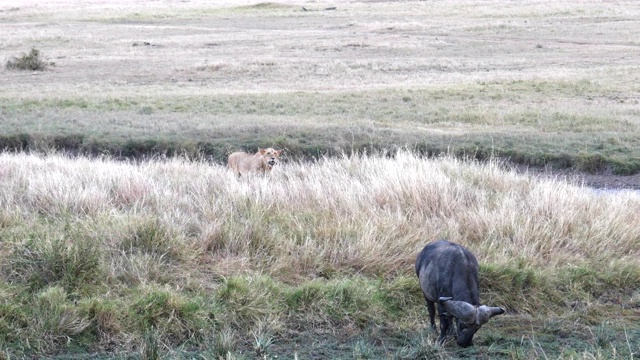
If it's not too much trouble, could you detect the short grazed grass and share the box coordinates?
[0,152,638,359]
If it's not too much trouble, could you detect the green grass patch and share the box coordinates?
[0,81,615,115]
[0,202,638,357]
[1,273,635,359]
[2,124,639,174]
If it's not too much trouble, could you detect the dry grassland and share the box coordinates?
[0,152,639,358]
[2,0,639,92]
[1,0,640,173]
[1,0,640,358]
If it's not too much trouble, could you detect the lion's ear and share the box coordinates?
[276,150,282,156]
[259,148,266,155]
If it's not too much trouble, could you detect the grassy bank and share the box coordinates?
[2,83,640,173]
[0,152,638,359]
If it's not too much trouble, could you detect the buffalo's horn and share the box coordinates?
[476,305,505,325]
[439,297,476,325]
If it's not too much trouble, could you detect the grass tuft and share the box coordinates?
[122,219,181,260]
[216,276,283,327]
[27,286,92,353]
[352,338,376,359]
[5,234,103,294]
[131,285,206,346]
[252,322,275,357]
[394,330,446,360]
[202,326,237,359]
[140,328,161,360]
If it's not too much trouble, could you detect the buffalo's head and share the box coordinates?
[439,297,505,347]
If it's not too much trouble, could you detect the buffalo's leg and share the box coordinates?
[425,297,436,331]
[438,314,451,344]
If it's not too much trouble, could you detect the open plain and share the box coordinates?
[2,0,640,176]
[1,1,640,359]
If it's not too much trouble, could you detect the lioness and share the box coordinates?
[227,148,283,176]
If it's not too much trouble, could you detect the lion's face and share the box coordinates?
[259,148,282,168]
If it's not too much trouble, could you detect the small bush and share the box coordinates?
[575,153,606,174]
[5,48,53,71]
[0,133,31,152]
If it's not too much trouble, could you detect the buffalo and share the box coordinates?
[415,240,505,347]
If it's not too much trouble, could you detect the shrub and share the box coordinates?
[5,48,53,71]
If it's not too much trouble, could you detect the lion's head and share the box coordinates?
[258,148,282,169]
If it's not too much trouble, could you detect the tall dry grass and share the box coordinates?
[1,151,638,282]
[0,151,639,356]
